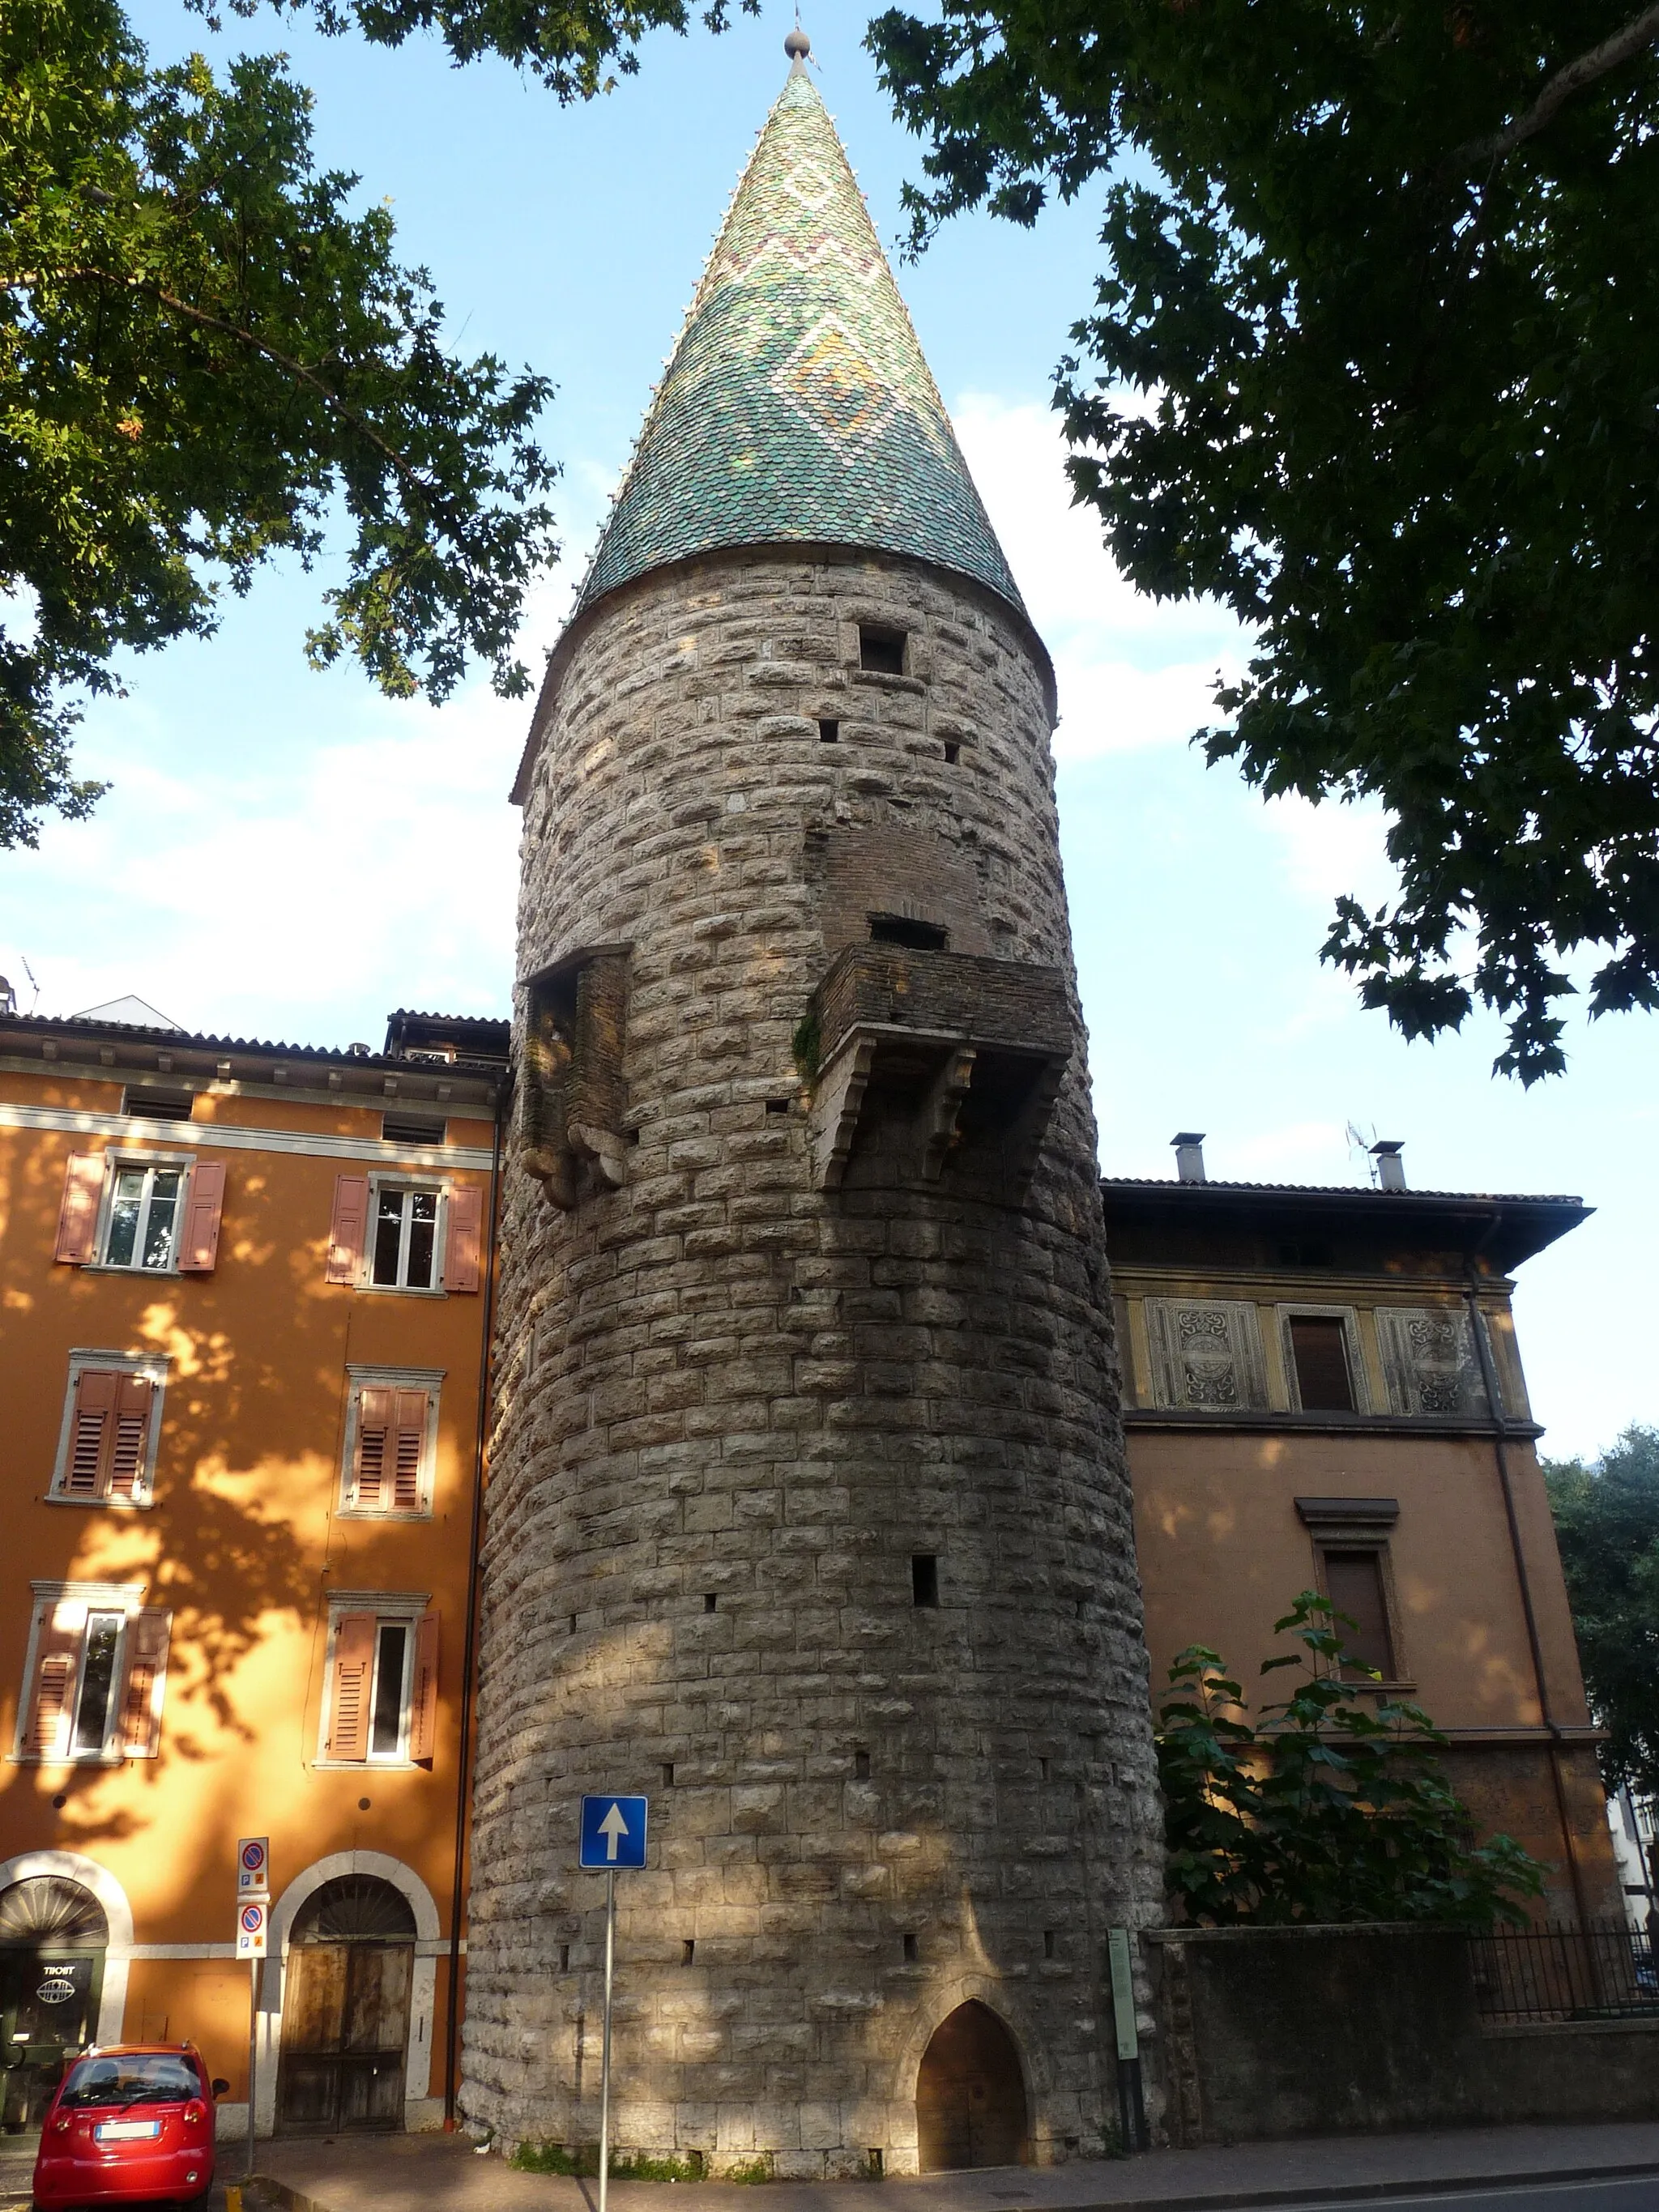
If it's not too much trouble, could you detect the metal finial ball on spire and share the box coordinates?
[784,27,810,60]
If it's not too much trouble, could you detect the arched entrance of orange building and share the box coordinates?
[0,1877,108,2132]
[915,2000,1030,2171]
[277,1875,416,2133]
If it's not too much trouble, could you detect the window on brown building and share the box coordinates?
[1289,1315,1356,1411]
[1320,1549,1396,1679]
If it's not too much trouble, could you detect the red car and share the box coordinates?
[32,2044,227,2208]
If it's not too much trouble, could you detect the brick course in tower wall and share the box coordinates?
[464,548,1166,2177]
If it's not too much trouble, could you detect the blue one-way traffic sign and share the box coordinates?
[580,1793,649,1869]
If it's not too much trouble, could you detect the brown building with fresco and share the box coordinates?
[1111,1133,1618,1924]
[0,1001,503,2140]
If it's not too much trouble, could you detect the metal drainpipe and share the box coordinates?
[1462,1221,1592,1928]
[443,1078,505,2129]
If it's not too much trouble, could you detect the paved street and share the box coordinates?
[1282,2188,1659,2212]
[2,2132,1657,2212]
[246,2124,1659,2212]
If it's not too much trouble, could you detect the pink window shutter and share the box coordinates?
[326,1174,370,1285]
[441,1184,483,1293]
[408,1613,441,1764]
[108,1375,155,1501]
[353,1387,393,1510]
[325,1613,377,1761]
[119,1609,171,1758]
[177,1160,226,1272]
[25,1609,83,1758]
[63,1369,120,1498]
[53,1153,105,1265]
[391,1389,429,1512]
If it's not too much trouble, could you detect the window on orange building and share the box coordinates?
[1287,1315,1358,1412]
[339,1368,442,1516]
[14,1588,170,1762]
[52,1152,225,1275]
[50,1358,167,1507]
[319,1600,439,1767]
[1320,1548,1397,1681]
[323,1175,482,1294]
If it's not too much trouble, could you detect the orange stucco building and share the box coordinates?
[1109,1134,1619,1924]
[0,1004,503,2139]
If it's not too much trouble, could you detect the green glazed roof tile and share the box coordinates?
[575,58,1024,619]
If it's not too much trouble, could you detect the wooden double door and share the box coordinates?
[277,1941,412,2132]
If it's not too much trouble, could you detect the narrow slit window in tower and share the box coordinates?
[912,1554,939,1607]
[819,718,840,743]
[682,1939,696,1966]
[854,1748,871,1780]
[902,1932,919,1963]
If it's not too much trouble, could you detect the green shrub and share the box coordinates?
[1158,1590,1546,1928]
[508,2144,707,2180]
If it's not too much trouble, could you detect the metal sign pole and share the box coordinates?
[599,1868,616,2212]
[1107,1926,1147,2153]
[245,1956,260,2183]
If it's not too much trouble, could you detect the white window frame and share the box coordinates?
[88,1150,197,1276]
[49,1350,169,1508]
[338,1365,445,1519]
[360,1174,449,1296]
[315,1591,430,1770]
[1276,1304,1371,1415]
[10,1581,147,1765]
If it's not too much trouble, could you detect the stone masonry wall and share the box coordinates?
[464,548,1165,2176]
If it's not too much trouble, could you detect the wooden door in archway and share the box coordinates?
[915,2000,1030,2172]
[277,1877,415,2133]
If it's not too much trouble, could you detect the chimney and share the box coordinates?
[1171,1132,1207,1185]
[1370,1140,1406,1191]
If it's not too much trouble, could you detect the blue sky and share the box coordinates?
[2,1,1654,1460]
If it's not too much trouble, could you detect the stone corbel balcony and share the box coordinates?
[806,944,1073,1192]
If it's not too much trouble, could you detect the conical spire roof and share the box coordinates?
[574,50,1023,618]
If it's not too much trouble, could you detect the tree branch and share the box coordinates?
[5,266,454,524]
[1449,4,1659,170]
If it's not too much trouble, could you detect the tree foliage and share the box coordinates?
[866,2,1659,1080]
[1156,1591,1546,1926]
[1545,1424,1659,1800]
[1,0,557,847]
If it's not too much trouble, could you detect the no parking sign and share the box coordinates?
[237,1836,270,1896]
[235,1900,268,1958]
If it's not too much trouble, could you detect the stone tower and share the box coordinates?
[465,40,1163,2177]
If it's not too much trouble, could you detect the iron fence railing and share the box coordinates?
[1468,1919,1659,2025]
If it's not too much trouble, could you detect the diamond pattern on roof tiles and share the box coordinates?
[575,65,1023,617]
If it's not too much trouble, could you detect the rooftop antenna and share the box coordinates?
[20,954,40,1013]
[1346,1119,1378,1181]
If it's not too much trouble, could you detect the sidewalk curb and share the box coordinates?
[1055,2156,1659,2210]
[246,2155,1659,2212]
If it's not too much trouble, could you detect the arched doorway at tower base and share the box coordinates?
[915,1999,1030,2172]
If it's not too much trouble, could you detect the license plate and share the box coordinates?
[95,2119,161,2142]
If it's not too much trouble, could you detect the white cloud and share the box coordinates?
[1,684,522,1047]
[950,391,1248,761]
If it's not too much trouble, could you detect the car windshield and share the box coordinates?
[58,2053,201,2108]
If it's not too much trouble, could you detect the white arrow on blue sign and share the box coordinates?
[579,1794,649,1869]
